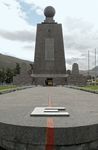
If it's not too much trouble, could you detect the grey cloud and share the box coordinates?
[65,17,93,33]
[23,45,33,49]
[80,53,87,58]
[66,57,80,65]
[3,2,11,8]
[64,35,93,51]
[23,45,33,50]
[0,30,35,43]
[64,17,98,53]
[66,57,88,70]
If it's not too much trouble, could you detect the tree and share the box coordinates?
[0,68,6,84]
[5,68,13,84]
[14,63,21,75]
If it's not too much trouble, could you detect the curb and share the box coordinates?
[66,85,98,94]
[0,86,33,95]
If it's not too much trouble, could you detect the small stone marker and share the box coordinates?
[30,107,70,116]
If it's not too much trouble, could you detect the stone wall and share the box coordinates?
[0,139,98,150]
[13,63,32,86]
[67,74,87,86]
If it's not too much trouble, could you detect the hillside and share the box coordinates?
[0,53,98,76]
[92,66,98,72]
[80,66,98,76]
[0,53,33,69]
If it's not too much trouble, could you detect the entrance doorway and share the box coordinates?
[45,78,53,86]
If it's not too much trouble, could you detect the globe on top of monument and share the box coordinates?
[44,6,55,18]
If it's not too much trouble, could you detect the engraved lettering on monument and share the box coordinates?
[45,38,54,61]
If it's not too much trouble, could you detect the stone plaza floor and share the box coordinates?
[0,86,98,150]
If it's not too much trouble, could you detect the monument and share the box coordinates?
[1,6,98,150]
[72,63,79,75]
[32,6,66,86]
[67,63,87,86]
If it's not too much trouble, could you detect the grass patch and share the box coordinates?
[80,85,98,91]
[0,85,17,91]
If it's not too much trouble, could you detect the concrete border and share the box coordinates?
[0,122,98,149]
[67,85,98,94]
[0,86,33,95]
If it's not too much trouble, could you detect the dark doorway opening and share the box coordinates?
[45,78,53,86]
[0,147,6,150]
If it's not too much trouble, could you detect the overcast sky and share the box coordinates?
[0,0,98,70]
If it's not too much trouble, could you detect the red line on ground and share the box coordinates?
[45,98,55,150]
[48,96,52,107]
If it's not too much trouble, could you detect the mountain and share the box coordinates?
[92,66,98,72]
[80,66,98,76]
[0,53,33,69]
[0,53,98,77]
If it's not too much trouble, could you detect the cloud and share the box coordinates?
[18,0,43,25]
[2,2,11,8]
[66,57,80,65]
[23,45,33,50]
[66,56,88,70]
[63,17,98,69]
[0,0,33,31]
[64,17,98,53]
[64,17,93,33]
[0,30,36,43]
[0,0,98,70]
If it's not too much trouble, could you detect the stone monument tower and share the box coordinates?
[32,6,66,85]
[72,63,79,75]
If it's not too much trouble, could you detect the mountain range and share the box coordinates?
[0,53,33,69]
[80,66,98,76]
[0,53,98,76]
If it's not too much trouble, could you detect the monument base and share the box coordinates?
[31,74,68,86]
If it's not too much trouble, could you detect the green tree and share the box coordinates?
[14,63,21,75]
[5,68,13,83]
[0,68,6,84]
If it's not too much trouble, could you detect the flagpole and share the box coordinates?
[95,48,96,85]
[88,50,90,76]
